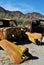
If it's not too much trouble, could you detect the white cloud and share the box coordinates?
[1,2,34,13]
[13,3,34,13]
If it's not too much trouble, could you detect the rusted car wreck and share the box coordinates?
[0,18,44,64]
[0,18,32,64]
[26,19,44,45]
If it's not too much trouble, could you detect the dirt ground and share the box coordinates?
[0,37,44,65]
[0,38,44,65]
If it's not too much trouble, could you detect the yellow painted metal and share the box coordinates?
[26,32,42,44]
[0,40,29,64]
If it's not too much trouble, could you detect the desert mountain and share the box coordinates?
[0,6,44,20]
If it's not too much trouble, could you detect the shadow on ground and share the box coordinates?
[21,48,39,64]
[41,42,44,46]
[31,56,39,60]
[0,47,4,50]
[21,52,39,63]
[24,54,39,63]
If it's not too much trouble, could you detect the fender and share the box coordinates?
[0,40,31,64]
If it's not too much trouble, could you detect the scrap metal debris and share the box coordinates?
[0,39,32,64]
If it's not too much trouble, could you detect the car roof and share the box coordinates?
[0,18,16,21]
[0,18,17,26]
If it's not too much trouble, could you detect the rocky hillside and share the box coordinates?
[0,6,44,20]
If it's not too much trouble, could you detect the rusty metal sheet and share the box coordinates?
[26,32,42,45]
[0,40,31,64]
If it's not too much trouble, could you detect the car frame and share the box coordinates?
[0,18,22,41]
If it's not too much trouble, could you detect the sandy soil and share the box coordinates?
[0,37,44,65]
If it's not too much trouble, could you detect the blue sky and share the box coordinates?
[0,0,44,15]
